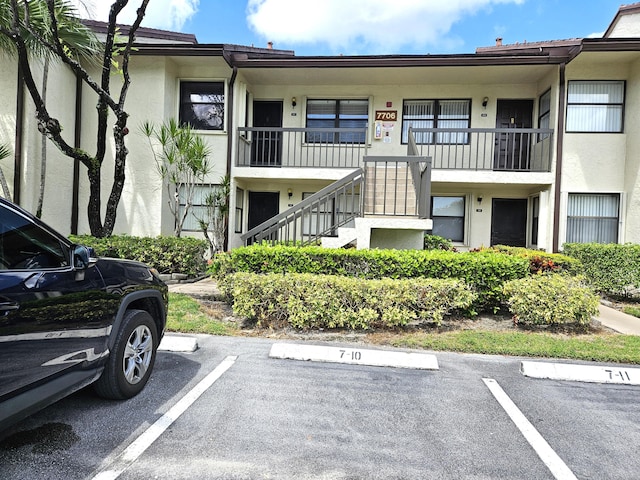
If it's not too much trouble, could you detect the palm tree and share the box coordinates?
[0,0,149,237]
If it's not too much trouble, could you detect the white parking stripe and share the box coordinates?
[483,378,578,480]
[91,356,237,480]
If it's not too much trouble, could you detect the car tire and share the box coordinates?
[94,309,158,400]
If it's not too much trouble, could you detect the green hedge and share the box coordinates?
[221,272,475,329]
[211,244,529,312]
[70,234,208,276]
[563,243,640,297]
[502,274,599,327]
[476,246,582,275]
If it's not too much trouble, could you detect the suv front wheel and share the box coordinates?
[94,309,159,400]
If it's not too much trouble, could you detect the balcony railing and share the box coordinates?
[409,127,554,172]
[237,126,553,172]
[237,127,368,168]
[363,156,431,219]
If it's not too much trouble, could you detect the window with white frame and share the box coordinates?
[538,89,551,141]
[179,184,225,231]
[402,99,470,144]
[430,196,465,242]
[179,81,225,131]
[305,99,368,143]
[566,81,624,133]
[566,193,619,244]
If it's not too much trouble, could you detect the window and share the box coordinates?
[430,196,465,242]
[179,184,225,231]
[402,99,470,144]
[566,81,624,133]
[0,207,67,269]
[566,193,619,244]
[305,99,368,143]
[301,192,333,236]
[179,81,225,130]
[530,196,539,245]
[538,89,551,141]
[235,188,244,233]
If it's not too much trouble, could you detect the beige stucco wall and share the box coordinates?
[624,57,640,243]
[0,53,17,199]
[557,60,631,245]
[608,12,640,37]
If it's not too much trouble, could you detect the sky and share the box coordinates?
[72,0,628,56]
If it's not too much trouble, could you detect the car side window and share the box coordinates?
[0,206,68,270]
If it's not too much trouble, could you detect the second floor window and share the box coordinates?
[179,81,225,131]
[566,81,624,133]
[306,99,368,144]
[538,89,551,141]
[402,99,470,144]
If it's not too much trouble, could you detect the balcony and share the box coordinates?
[236,127,554,172]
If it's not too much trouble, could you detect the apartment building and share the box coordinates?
[2,4,640,252]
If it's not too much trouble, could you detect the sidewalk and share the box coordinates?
[168,278,640,336]
[596,304,640,335]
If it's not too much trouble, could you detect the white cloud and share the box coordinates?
[71,0,198,31]
[246,0,524,54]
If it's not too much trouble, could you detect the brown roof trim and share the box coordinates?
[81,19,198,44]
[579,37,640,52]
[226,51,573,69]
[604,2,640,38]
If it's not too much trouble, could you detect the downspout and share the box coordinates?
[13,64,24,204]
[552,62,566,253]
[71,74,82,234]
[224,65,238,251]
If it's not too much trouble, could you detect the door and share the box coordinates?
[490,198,527,247]
[494,100,533,170]
[252,101,283,166]
[248,191,280,242]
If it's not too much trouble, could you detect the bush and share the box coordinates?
[220,272,476,330]
[70,234,208,276]
[502,274,599,328]
[477,245,582,275]
[424,234,455,251]
[210,244,529,312]
[563,243,640,297]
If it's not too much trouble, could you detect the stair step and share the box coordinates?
[321,227,357,248]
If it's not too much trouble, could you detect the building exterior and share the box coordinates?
[2,4,640,252]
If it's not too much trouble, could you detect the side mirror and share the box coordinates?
[73,245,97,270]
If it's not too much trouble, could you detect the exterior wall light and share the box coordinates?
[291,97,297,108]
[482,97,489,108]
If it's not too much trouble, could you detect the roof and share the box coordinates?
[81,19,197,45]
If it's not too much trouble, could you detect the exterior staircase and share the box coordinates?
[241,130,433,249]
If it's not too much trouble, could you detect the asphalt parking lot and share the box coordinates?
[1,335,639,480]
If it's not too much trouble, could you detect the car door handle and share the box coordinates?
[0,301,19,312]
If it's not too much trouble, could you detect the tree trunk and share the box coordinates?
[36,57,49,219]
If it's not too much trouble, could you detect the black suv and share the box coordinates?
[0,198,168,431]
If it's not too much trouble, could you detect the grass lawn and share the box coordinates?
[167,293,640,365]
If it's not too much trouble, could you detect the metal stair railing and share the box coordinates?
[240,169,364,246]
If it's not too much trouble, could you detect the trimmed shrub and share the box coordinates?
[210,244,529,312]
[70,234,208,276]
[424,234,455,251]
[563,243,640,297]
[221,272,476,330]
[502,274,599,327]
[478,245,582,275]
